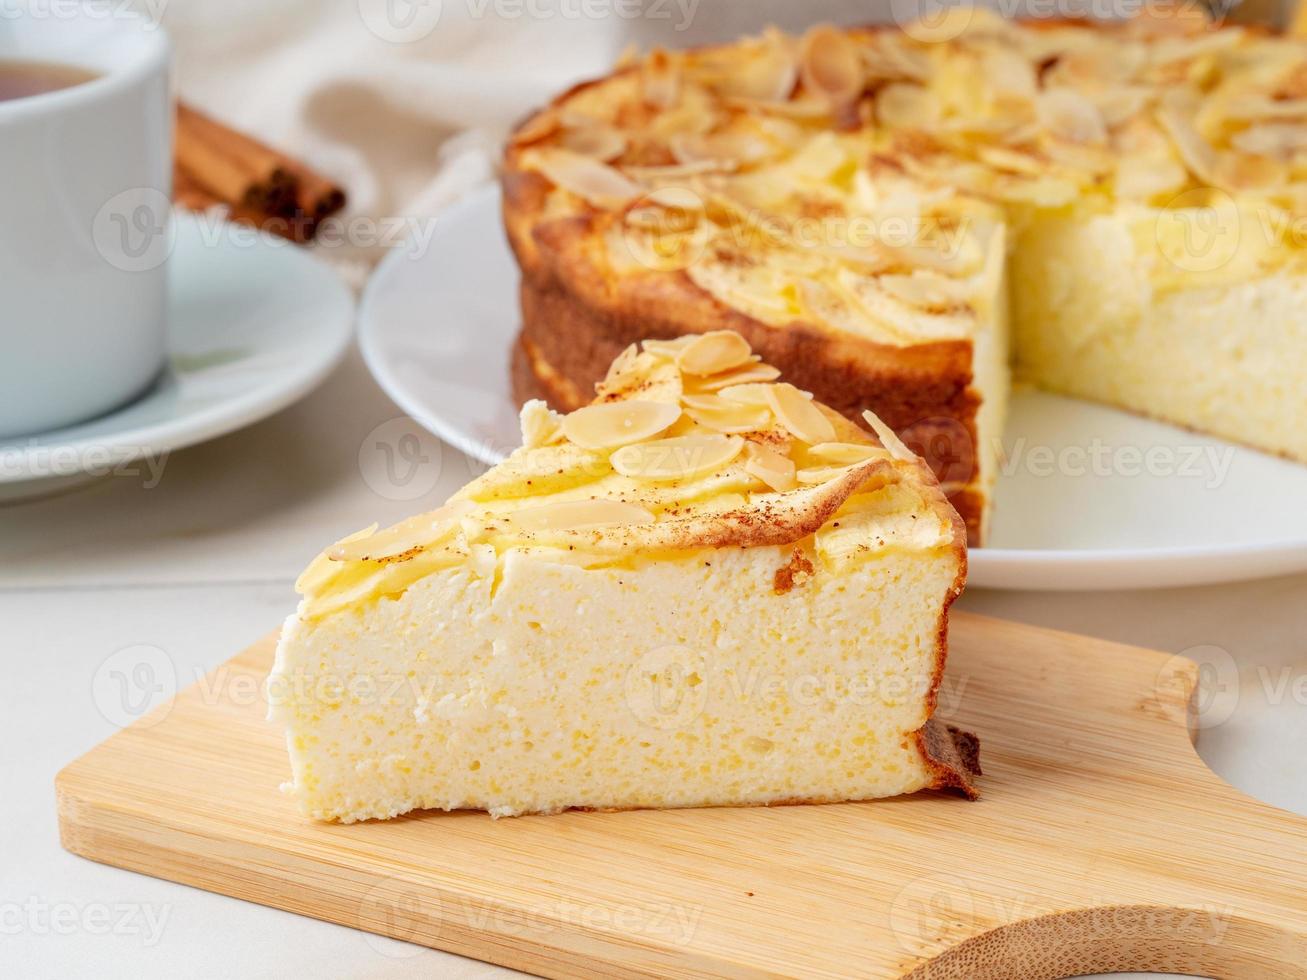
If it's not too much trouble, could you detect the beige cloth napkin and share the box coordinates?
[159,0,618,282]
[153,0,891,283]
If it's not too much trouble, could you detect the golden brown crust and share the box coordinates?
[908,450,975,797]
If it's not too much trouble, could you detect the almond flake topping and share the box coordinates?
[682,393,773,433]
[610,434,744,481]
[719,381,803,406]
[559,126,627,162]
[643,185,705,211]
[509,499,656,532]
[531,148,644,208]
[1156,93,1217,183]
[641,335,698,357]
[1038,89,1108,145]
[676,330,755,376]
[691,362,782,392]
[796,464,862,485]
[704,29,797,102]
[561,400,681,449]
[743,442,797,491]
[808,442,883,464]
[329,500,474,562]
[641,48,681,109]
[799,24,864,113]
[766,383,836,444]
[862,410,917,462]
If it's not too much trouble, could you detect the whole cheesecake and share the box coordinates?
[270,333,977,821]
[503,7,1307,544]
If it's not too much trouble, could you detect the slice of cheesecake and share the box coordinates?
[269,333,978,821]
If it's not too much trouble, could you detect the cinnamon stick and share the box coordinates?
[173,101,346,243]
[173,160,316,245]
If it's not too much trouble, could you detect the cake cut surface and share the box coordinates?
[503,8,1307,544]
[270,335,976,821]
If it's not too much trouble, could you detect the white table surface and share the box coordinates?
[4,348,1304,979]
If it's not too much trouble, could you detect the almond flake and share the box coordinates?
[766,383,836,444]
[687,362,782,392]
[329,501,473,562]
[743,442,798,491]
[862,409,917,462]
[510,498,656,532]
[1038,88,1107,145]
[641,48,681,109]
[808,442,883,464]
[876,83,941,129]
[676,330,755,376]
[1157,94,1217,183]
[718,382,782,406]
[641,336,698,358]
[600,343,640,389]
[530,148,644,208]
[707,31,797,102]
[610,434,744,481]
[559,126,627,162]
[725,94,835,119]
[1230,122,1307,157]
[796,464,861,484]
[799,24,864,112]
[1211,151,1287,191]
[511,110,560,146]
[297,525,376,593]
[561,400,681,450]
[644,185,706,211]
[669,132,773,169]
[876,272,973,312]
[624,160,727,181]
[682,393,773,433]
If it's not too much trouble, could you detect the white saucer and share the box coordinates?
[0,213,353,501]
[360,186,1307,591]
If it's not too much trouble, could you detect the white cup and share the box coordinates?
[0,9,172,438]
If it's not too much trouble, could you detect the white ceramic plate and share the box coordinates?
[0,213,353,500]
[360,186,1307,591]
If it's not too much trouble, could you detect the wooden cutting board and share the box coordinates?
[56,612,1307,978]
